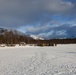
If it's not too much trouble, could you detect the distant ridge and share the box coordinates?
[0,28,76,44]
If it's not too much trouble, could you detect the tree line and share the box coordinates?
[0,30,34,44]
[0,29,76,45]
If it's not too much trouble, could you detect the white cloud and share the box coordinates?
[56,30,67,35]
[44,0,74,13]
[26,25,50,33]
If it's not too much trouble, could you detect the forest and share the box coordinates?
[0,29,76,45]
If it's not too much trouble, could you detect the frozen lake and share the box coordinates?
[0,44,76,75]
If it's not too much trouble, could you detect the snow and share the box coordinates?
[30,34,44,40]
[0,44,76,75]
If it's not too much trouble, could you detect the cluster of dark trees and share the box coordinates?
[0,30,34,44]
[49,38,76,44]
[0,29,76,45]
[29,38,76,44]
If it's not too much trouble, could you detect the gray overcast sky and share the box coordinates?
[0,0,76,39]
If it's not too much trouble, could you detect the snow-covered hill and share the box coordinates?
[30,35,44,40]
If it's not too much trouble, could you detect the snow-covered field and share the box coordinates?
[0,44,76,75]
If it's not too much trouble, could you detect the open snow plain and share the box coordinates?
[0,44,76,75]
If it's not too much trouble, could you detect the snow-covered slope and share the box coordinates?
[0,44,76,75]
[30,35,44,40]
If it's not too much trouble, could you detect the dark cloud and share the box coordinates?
[0,0,76,39]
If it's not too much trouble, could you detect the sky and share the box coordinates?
[0,0,76,39]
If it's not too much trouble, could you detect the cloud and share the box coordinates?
[0,0,76,39]
[0,0,74,26]
[25,19,76,39]
[44,0,74,13]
